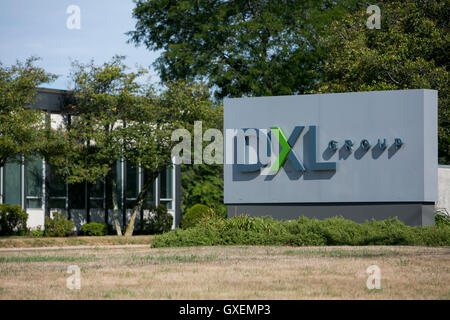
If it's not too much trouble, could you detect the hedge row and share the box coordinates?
[152,215,450,248]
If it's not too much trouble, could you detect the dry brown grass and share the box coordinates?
[0,246,449,299]
[0,235,155,248]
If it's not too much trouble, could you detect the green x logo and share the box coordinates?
[269,126,305,172]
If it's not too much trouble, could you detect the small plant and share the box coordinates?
[44,212,75,237]
[181,204,218,229]
[29,226,44,237]
[140,205,173,235]
[0,204,28,236]
[81,222,108,236]
[435,210,450,227]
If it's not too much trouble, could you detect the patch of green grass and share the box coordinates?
[396,258,412,266]
[0,235,155,249]
[281,248,399,258]
[129,253,219,264]
[0,255,97,263]
[365,287,383,294]
[102,288,137,299]
[24,239,57,247]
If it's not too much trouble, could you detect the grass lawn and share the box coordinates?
[0,245,449,299]
[0,235,155,248]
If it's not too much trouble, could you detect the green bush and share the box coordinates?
[152,215,450,248]
[44,212,75,237]
[29,227,44,238]
[81,222,108,236]
[140,205,173,235]
[435,212,450,227]
[0,204,28,236]
[181,204,218,229]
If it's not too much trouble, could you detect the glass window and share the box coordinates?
[25,159,43,209]
[4,160,22,206]
[0,167,3,204]
[49,198,66,209]
[48,166,65,198]
[90,179,104,209]
[160,166,173,199]
[115,159,123,210]
[90,198,104,209]
[69,182,85,209]
[48,166,66,209]
[143,169,155,209]
[160,200,172,210]
[126,162,139,199]
[126,199,137,209]
[91,180,104,198]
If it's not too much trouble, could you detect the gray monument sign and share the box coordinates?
[224,89,438,226]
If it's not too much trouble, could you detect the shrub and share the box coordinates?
[152,215,450,248]
[435,212,450,227]
[44,212,75,237]
[29,226,44,238]
[0,204,28,236]
[81,222,108,236]
[140,205,173,235]
[181,204,218,229]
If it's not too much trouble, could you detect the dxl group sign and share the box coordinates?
[223,89,437,205]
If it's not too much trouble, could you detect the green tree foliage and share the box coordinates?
[181,164,226,217]
[181,203,217,229]
[128,0,357,99]
[313,1,449,163]
[126,0,359,212]
[0,204,28,236]
[52,56,219,236]
[0,57,57,167]
[139,205,173,234]
[129,0,449,211]
[81,222,109,236]
[44,212,75,237]
[179,99,225,218]
[122,80,220,235]
[50,55,150,235]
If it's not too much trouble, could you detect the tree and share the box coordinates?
[181,164,226,217]
[49,56,153,235]
[179,104,225,217]
[53,56,219,236]
[128,0,358,99]
[0,57,57,168]
[127,0,361,215]
[122,80,221,235]
[313,0,449,163]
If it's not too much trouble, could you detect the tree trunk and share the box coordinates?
[124,171,158,237]
[109,173,122,236]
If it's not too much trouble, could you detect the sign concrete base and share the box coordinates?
[227,203,435,226]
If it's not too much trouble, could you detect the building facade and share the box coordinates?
[0,88,181,231]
